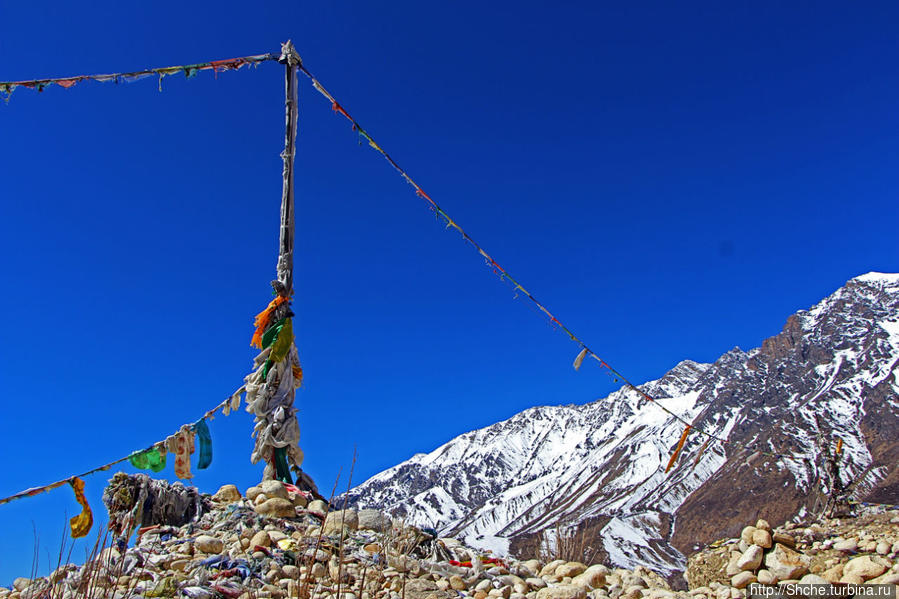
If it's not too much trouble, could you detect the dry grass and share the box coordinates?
[539,522,601,565]
[24,518,144,599]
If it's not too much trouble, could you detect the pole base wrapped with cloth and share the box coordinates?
[245,310,304,482]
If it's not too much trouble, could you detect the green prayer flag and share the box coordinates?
[129,446,166,473]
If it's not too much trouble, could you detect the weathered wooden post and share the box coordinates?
[244,40,307,484]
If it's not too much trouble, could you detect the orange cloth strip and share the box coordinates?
[665,426,691,473]
[251,296,290,348]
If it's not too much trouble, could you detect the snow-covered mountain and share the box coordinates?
[343,273,899,577]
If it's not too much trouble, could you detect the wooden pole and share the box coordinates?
[275,40,301,297]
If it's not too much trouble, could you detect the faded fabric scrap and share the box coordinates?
[572,347,588,371]
[166,425,195,480]
[69,477,93,538]
[193,419,213,470]
[129,444,167,473]
[245,341,303,480]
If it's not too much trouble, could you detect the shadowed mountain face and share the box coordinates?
[343,273,899,576]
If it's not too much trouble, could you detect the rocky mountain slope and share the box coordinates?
[342,273,899,576]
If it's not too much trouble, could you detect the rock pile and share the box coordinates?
[2,477,897,599]
[0,479,685,599]
[685,511,899,592]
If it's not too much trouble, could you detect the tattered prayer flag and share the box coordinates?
[251,296,290,348]
[261,318,286,350]
[69,478,92,538]
[292,364,304,388]
[835,438,843,455]
[573,347,588,371]
[167,425,196,480]
[269,318,294,364]
[129,445,166,472]
[194,419,213,470]
[55,78,80,89]
[665,426,691,474]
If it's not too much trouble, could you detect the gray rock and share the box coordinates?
[357,509,391,532]
[323,509,359,534]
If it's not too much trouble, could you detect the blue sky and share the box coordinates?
[1,0,898,584]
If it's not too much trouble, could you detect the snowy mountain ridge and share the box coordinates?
[343,272,899,577]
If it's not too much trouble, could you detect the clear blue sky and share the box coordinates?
[1,0,897,584]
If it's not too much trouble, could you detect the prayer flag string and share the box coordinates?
[0,53,277,102]
[296,63,808,467]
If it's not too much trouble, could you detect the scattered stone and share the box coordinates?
[556,563,588,579]
[527,578,548,589]
[833,539,857,553]
[842,556,887,581]
[737,546,763,572]
[730,573,755,589]
[756,569,775,585]
[259,480,289,500]
[571,566,607,590]
[212,484,242,503]
[255,498,296,518]
[521,560,542,577]
[740,527,757,545]
[540,560,567,578]
[194,535,224,554]
[725,553,742,577]
[536,585,588,599]
[751,530,772,549]
[358,509,391,532]
[251,530,272,548]
[324,509,359,534]
[763,544,809,581]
